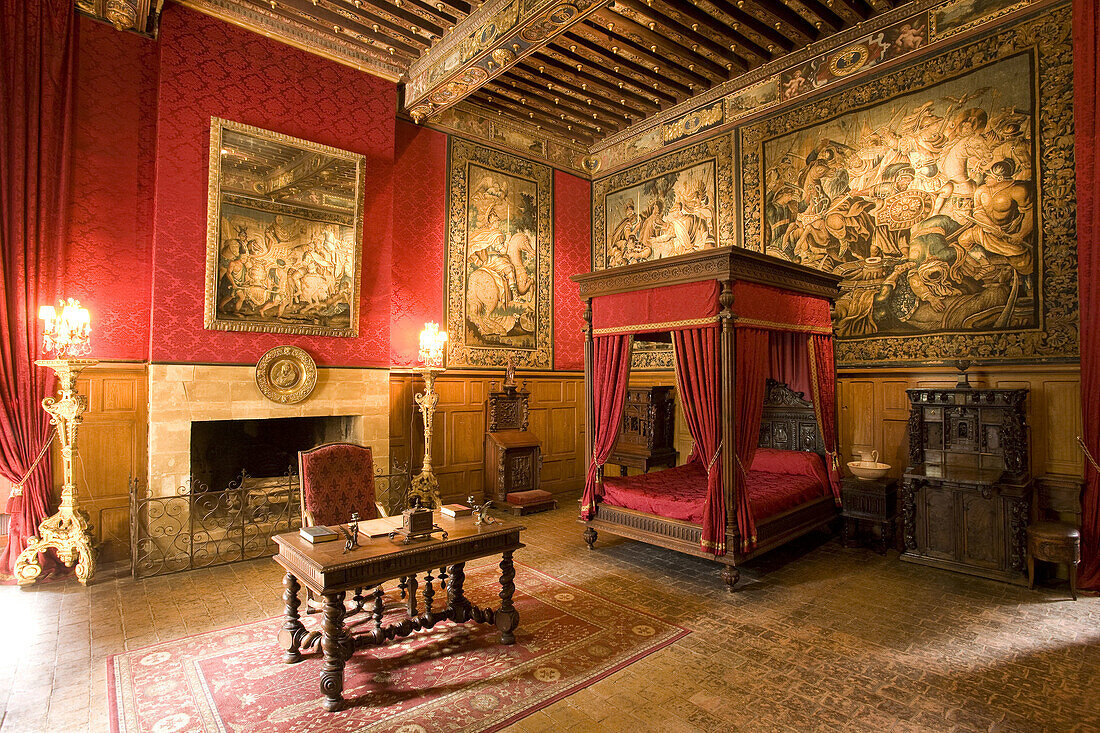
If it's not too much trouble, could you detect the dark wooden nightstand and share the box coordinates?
[841,476,898,554]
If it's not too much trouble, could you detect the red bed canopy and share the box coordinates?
[576,247,841,556]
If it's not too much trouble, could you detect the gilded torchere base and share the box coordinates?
[408,471,441,509]
[14,507,96,585]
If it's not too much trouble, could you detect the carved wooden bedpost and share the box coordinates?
[719,280,738,589]
[582,297,598,548]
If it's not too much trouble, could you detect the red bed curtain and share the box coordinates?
[0,0,74,576]
[734,328,770,552]
[672,326,723,554]
[808,334,842,502]
[1075,0,1100,591]
[580,334,632,520]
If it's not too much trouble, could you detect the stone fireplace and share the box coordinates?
[147,364,389,497]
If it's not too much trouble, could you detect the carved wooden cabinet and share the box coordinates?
[484,387,542,507]
[900,387,1032,585]
[609,386,677,475]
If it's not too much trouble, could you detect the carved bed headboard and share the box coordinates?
[757,379,825,456]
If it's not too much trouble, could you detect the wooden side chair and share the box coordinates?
[298,442,387,616]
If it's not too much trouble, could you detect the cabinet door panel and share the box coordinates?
[959,492,1003,569]
[920,486,956,560]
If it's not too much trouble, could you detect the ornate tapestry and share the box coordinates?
[739,6,1076,365]
[446,138,553,369]
[593,136,734,270]
[205,117,364,337]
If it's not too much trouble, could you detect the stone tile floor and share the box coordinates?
[1,504,1098,732]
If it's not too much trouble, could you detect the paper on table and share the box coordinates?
[358,515,403,538]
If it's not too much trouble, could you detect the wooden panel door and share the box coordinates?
[958,492,1003,570]
[919,484,956,561]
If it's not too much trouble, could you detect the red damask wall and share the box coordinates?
[67,17,158,361]
[391,122,448,367]
[148,5,395,367]
[553,170,590,371]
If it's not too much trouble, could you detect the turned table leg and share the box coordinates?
[278,573,307,663]
[495,550,519,645]
[583,527,597,550]
[722,566,740,593]
[446,562,470,622]
[320,591,347,712]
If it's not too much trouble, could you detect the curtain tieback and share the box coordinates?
[825,449,840,470]
[1076,436,1100,473]
[705,440,724,475]
[8,428,56,497]
[732,452,751,480]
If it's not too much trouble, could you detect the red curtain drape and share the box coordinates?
[580,334,632,520]
[672,326,723,555]
[0,0,74,575]
[1075,0,1100,591]
[769,331,812,398]
[734,328,770,552]
[808,333,842,502]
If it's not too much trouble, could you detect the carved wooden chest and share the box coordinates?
[609,386,677,475]
[900,386,1032,585]
[484,387,542,509]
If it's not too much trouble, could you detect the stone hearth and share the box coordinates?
[147,364,389,497]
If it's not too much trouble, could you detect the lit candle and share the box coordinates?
[418,322,448,368]
[40,298,91,358]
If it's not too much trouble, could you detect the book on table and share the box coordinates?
[441,504,472,517]
[299,526,339,543]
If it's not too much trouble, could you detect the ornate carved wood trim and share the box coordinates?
[572,246,842,299]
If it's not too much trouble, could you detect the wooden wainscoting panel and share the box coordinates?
[391,371,585,505]
[838,364,1081,483]
[51,363,147,563]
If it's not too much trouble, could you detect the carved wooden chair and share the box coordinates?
[298,442,387,616]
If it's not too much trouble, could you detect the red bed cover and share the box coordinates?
[600,448,830,525]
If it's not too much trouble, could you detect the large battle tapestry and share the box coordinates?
[593,135,733,270]
[205,118,364,337]
[445,139,553,369]
[739,5,1077,365]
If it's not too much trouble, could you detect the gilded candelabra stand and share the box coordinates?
[15,359,99,585]
[409,367,444,509]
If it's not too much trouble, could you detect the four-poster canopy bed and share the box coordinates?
[572,247,843,591]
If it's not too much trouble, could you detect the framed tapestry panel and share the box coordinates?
[445,138,553,369]
[205,118,364,337]
[738,5,1076,366]
[592,135,734,271]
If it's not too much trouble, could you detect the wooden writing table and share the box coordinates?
[274,514,525,712]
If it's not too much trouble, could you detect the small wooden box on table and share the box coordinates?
[840,476,897,554]
[274,515,525,712]
[609,386,678,476]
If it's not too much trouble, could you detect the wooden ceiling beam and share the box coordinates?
[506,65,645,118]
[592,10,729,81]
[790,0,846,32]
[271,0,424,57]
[560,30,697,96]
[833,0,876,21]
[499,72,627,127]
[741,0,820,42]
[644,0,787,57]
[612,0,750,68]
[274,0,426,54]
[355,0,446,37]
[523,53,665,111]
[472,89,601,141]
[698,0,796,54]
[432,0,471,14]
[548,44,683,106]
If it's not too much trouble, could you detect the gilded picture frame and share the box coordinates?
[445,138,554,369]
[205,117,365,337]
[738,5,1077,366]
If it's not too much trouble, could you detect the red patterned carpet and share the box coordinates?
[107,564,687,732]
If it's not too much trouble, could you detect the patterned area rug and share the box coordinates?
[108,564,687,733]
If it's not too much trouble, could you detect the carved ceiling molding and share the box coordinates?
[175,0,405,81]
[75,0,161,34]
[404,0,611,123]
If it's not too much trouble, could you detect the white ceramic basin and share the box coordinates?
[847,460,891,481]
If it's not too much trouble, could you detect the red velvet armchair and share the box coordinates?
[297,442,387,528]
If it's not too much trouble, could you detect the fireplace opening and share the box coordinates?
[190,415,356,491]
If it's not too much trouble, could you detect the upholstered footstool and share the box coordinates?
[1027,521,1081,600]
[504,489,556,516]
